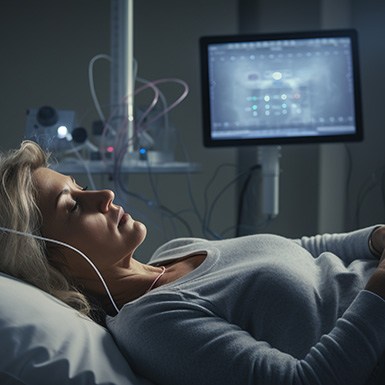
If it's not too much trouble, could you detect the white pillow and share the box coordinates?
[0,272,155,385]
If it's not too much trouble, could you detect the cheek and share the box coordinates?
[42,216,103,255]
[67,218,108,251]
[72,219,143,259]
[48,217,147,266]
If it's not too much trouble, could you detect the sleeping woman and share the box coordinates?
[1,140,385,385]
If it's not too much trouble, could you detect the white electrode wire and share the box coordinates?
[134,81,160,133]
[88,53,116,157]
[88,53,119,166]
[112,57,139,155]
[88,53,134,164]
[113,77,188,199]
[119,77,188,145]
[0,226,120,314]
[136,76,170,131]
[112,79,160,161]
[88,54,112,122]
[134,78,189,127]
[88,54,188,163]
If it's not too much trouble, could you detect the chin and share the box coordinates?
[134,221,147,242]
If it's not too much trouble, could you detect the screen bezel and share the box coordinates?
[200,29,363,147]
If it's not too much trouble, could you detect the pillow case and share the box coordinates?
[0,272,155,385]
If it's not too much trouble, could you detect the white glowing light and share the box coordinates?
[272,71,282,80]
[57,125,68,139]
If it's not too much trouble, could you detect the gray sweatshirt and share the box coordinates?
[107,227,385,385]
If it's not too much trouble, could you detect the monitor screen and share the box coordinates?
[200,29,363,147]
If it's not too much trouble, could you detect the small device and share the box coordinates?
[200,29,363,147]
[25,106,76,152]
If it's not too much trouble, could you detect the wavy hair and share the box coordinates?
[0,140,91,315]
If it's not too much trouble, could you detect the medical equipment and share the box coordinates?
[25,106,76,152]
[200,28,363,218]
[110,0,134,154]
[200,28,362,147]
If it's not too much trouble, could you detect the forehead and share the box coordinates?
[32,167,70,211]
[33,167,68,192]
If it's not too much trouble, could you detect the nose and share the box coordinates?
[85,189,115,213]
[99,189,115,212]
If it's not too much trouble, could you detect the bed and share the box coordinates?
[0,272,155,385]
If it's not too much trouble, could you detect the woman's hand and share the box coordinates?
[369,226,385,261]
[366,226,385,299]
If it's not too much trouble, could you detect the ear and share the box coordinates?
[46,244,71,274]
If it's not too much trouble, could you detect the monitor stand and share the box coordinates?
[258,146,281,218]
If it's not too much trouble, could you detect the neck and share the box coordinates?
[79,258,165,312]
[146,266,166,293]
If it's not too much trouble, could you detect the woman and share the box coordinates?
[1,140,385,385]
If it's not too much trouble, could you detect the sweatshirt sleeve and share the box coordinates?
[107,290,385,385]
[296,226,379,264]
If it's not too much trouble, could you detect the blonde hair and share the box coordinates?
[0,140,91,315]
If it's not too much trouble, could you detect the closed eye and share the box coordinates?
[69,186,88,213]
[70,201,79,213]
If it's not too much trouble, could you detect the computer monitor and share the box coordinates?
[200,29,363,147]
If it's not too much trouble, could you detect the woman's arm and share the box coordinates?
[108,290,385,385]
[297,226,383,264]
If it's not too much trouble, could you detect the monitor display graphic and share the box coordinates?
[200,29,363,147]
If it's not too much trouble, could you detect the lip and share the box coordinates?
[116,206,125,226]
[116,206,131,228]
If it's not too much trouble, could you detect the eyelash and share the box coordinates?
[70,186,88,213]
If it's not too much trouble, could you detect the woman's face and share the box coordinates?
[32,167,147,273]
